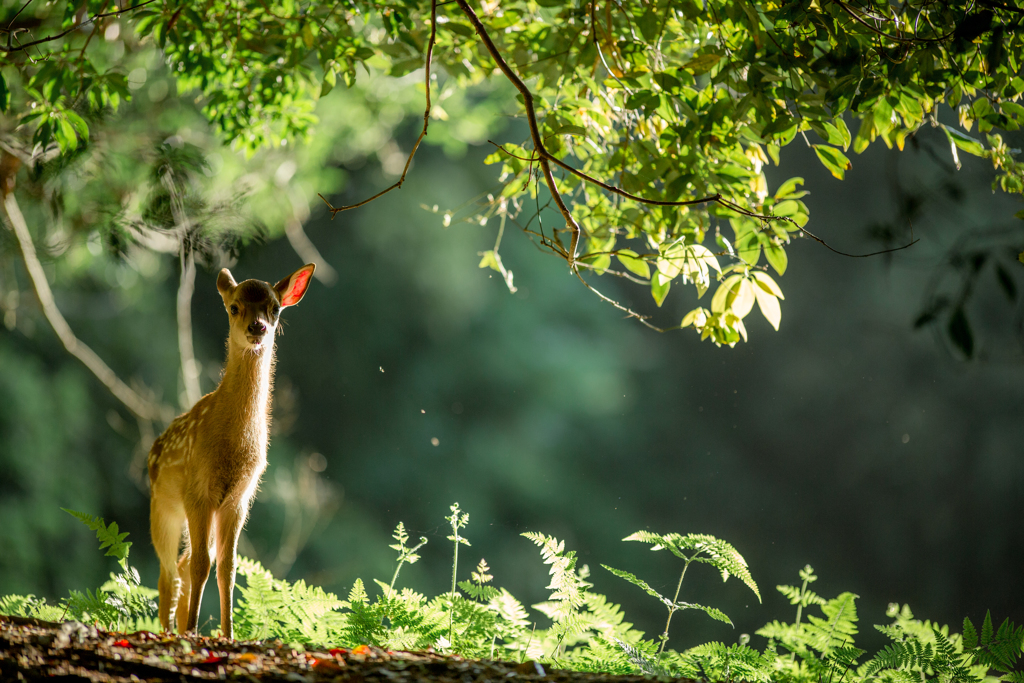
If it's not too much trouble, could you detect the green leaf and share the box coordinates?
[617,249,651,278]
[752,271,784,299]
[774,177,805,199]
[683,53,721,75]
[754,285,781,331]
[812,145,852,180]
[651,277,670,307]
[765,244,788,275]
[942,124,985,157]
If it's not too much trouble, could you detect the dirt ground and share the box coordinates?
[0,615,668,683]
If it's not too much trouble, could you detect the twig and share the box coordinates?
[797,222,919,258]
[318,0,438,216]
[572,269,676,333]
[0,0,159,52]
[830,0,954,43]
[5,0,35,33]
[2,192,173,422]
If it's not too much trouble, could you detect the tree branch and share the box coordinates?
[176,247,201,409]
[1,0,158,52]
[2,192,173,423]
[318,0,437,217]
[455,0,792,272]
[285,217,338,284]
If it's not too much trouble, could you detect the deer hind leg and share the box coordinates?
[150,494,186,633]
[181,504,214,634]
[175,531,192,634]
[214,503,247,640]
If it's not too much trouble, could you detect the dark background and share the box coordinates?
[1,115,1021,653]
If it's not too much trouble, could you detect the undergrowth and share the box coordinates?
[2,504,1021,683]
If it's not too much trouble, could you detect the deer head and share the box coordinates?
[216,264,315,352]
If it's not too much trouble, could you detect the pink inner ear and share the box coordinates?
[282,269,312,306]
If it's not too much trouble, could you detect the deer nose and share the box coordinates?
[247,320,266,336]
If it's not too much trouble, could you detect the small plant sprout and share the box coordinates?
[778,564,826,626]
[387,522,428,596]
[446,503,471,645]
[603,532,761,656]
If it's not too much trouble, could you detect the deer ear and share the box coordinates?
[217,269,238,299]
[274,263,315,307]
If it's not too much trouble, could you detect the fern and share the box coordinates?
[233,556,347,644]
[963,612,1024,678]
[805,592,859,654]
[602,565,733,626]
[458,558,500,603]
[54,509,157,631]
[608,530,758,656]
[523,531,593,656]
[61,508,132,571]
[676,641,776,683]
[624,531,760,601]
[386,522,428,595]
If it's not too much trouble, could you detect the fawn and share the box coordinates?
[148,263,315,638]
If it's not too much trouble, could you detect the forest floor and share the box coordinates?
[0,616,666,683]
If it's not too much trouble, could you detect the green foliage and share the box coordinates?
[3,506,1021,683]
[522,531,592,654]
[60,508,131,571]
[623,531,761,600]
[233,556,347,643]
[5,0,1024,342]
[0,510,156,631]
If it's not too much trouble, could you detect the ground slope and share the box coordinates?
[0,616,666,683]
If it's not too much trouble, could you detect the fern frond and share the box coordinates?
[0,594,42,618]
[624,531,760,601]
[458,580,500,602]
[682,641,775,683]
[62,508,132,568]
[602,565,674,609]
[963,617,979,650]
[778,583,826,608]
[805,592,859,654]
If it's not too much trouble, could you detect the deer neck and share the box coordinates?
[216,338,276,445]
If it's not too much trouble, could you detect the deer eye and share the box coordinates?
[230,304,239,315]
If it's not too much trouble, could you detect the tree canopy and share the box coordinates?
[2,0,1023,352]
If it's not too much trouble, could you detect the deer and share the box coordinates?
[148,263,315,638]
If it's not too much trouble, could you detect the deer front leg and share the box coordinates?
[214,504,246,640]
[182,506,213,633]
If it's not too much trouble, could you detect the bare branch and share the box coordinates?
[319,0,438,217]
[2,192,173,423]
[177,248,201,409]
[796,222,920,258]
[285,217,337,284]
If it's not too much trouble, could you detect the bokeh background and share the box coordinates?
[1,59,1022,655]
